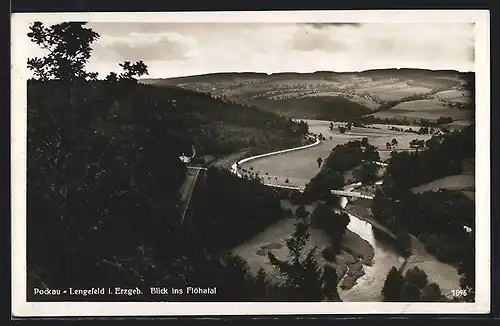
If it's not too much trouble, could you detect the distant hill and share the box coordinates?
[141,69,474,124]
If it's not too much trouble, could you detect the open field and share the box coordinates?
[369,99,472,122]
[431,89,472,104]
[238,120,432,187]
[411,174,475,200]
[355,81,432,101]
[367,87,473,123]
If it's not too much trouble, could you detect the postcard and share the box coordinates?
[11,9,490,317]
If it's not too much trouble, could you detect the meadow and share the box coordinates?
[355,81,432,102]
[369,98,472,122]
[238,120,432,188]
[411,174,475,200]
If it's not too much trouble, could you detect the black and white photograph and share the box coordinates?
[11,10,490,316]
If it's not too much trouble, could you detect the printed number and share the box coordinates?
[452,289,468,297]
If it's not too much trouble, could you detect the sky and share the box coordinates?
[28,22,475,78]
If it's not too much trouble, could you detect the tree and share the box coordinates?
[300,249,326,300]
[118,60,149,81]
[400,282,421,301]
[322,264,339,301]
[290,191,303,206]
[395,230,412,257]
[356,162,378,183]
[268,221,335,301]
[361,137,369,147]
[296,204,308,219]
[310,204,349,253]
[27,22,100,81]
[317,157,323,168]
[364,145,381,162]
[211,254,261,301]
[405,266,428,289]
[105,72,119,83]
[253,267,270,299]
[421,283,443,302]
[386,142,392,150]
[391,138,398,147]
[382,266,405,301]
[437,116,453,125]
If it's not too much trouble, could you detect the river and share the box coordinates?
[229,122,461,301]
[337,196,405,302]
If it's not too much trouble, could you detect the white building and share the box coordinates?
[179,154,191,164]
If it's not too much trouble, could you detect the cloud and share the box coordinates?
[92,31,198,62]
[290,24,348,52]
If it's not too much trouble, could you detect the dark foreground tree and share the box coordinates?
[355,162,378,183]
[322,264,340,301]
[310,204,350,254]
[405,266,428,289]
[117,60,149,81]
[295,204,308,219]
[400,282,422,301]
[421,283,443,302]
[27,22,100,81]
[268,221,340,301]
[253,267,270,300]
[382,266,405,301]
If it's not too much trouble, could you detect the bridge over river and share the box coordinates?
[331,189,374,200]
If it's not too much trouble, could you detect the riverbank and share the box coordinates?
[231,199,375,294]
[337,229,375,290]
[225,118,462,302]
[344,199,461,299]
[344,199,397,240]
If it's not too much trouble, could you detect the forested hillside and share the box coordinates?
[249,96,373,121]
[26,22,311,301]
